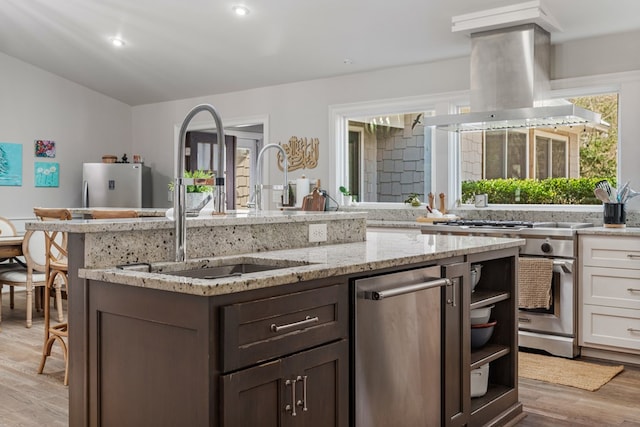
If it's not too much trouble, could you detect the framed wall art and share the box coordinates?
[0,142,23,186]
[35,162,59,187]
[35,139,56,158]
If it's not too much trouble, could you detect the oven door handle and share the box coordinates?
[553,260,572,274]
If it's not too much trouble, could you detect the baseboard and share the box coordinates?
[581,347,640,367]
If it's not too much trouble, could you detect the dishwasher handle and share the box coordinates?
[364,277,452,300]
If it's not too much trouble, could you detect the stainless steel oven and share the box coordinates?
[422,220,592,358]
[518,233,580,358]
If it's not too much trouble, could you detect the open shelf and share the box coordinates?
[470,344,510,369]
[470,384,512,414]
[471,290,510,309]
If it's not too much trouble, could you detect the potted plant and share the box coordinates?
[168,169,214,210]
[339,186,355,206]
[404,193,421,207]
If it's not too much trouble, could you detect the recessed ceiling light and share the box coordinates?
[232,5,250,16]
[109,37,126,47]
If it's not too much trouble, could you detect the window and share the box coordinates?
[460,92,618,204]
[347,128,362,201]
[534,133,568,179]
[483,130,528,179]
[333,91,617,207]
[346,112,433,203]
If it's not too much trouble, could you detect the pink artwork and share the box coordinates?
[35,140,56,158]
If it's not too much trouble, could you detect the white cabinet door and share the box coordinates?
[583,266,640,309]
[582,305,640,352]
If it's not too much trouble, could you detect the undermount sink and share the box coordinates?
[166,263,291,280]
[140,258,313,280]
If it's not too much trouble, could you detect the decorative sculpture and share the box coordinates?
[277,137,319,172]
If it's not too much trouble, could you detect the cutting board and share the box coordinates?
[301,189,326,211]
[416,216,459,223]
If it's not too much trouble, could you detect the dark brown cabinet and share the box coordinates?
[220,284,349,426]
[84,278,348,427]
[221,339,348,427]
[467,248,521,427]
[442,262,471,427]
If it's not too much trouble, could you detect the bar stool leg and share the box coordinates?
[26,286,33,328]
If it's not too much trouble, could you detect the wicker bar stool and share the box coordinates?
[33,208,71,385]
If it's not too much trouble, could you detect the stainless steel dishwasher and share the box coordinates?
[354,265,452,426]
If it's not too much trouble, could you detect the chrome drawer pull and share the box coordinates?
[627,288,640,293]
[271,316,319,333]
[296,375,308,412]
[628,254,640,259]
[285,378,298,416]
[628,328,640,333]
[365,278,452,300]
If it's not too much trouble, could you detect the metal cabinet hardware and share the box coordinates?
[628,254,640,260]
[446,278,456,307]
[271,316,319,333]
[627,328,640,333]
[518,317,531,323]
[627,288,640,293]
[296,375,308,412]
[365,278,451,300]
[285,378,298,416]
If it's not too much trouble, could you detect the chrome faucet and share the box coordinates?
[252,144,289,210]
[175,104,226,262]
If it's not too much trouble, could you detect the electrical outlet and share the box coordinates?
[308,223,327,243]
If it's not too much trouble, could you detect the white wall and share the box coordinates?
[0,52,132,228]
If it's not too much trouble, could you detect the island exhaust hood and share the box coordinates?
[423,2,606,132]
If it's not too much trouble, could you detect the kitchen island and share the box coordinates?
[27,214,524,426]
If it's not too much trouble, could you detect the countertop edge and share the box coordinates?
[79,234,525,297]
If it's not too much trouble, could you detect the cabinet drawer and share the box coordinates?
[221,284,348,372]
[582,304,640,351]
[583,266,640,309]
[580,236,640,269]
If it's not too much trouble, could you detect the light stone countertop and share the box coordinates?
[577,226,640,237]
[26,210,366,233]
[69,207,167,217]
[79,231,525,297]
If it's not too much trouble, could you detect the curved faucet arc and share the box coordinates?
[175,104,226,262]
[253,144,289,210]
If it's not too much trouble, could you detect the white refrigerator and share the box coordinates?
[82,163,152,208]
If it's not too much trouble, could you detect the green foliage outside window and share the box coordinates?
[461,177,616,205]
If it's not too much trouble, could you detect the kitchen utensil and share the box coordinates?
[626,188,640,201]
[301,188,326,211]
[595,180,613,199]
[439,193,446,214]
[603,202,626,228]
[470,264,483,292]
[471,304,494,325]
[474,194,488,208]
[594,188,611,203]
[617,181,630,203]
[471,363,490,398]
[471,320,497,349]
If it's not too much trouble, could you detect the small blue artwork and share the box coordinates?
[0,142,23,186]
[35,162,59,187]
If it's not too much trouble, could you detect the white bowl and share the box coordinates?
[470,264,483,292]
[470,305,494,325]
[471,363,490,398]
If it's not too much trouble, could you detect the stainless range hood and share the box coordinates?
[424,5,606,132]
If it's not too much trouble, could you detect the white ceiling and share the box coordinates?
[2,0,639,106]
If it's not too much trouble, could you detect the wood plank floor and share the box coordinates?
[1,290,640,426]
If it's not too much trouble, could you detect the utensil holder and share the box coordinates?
[603,202,626,228]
